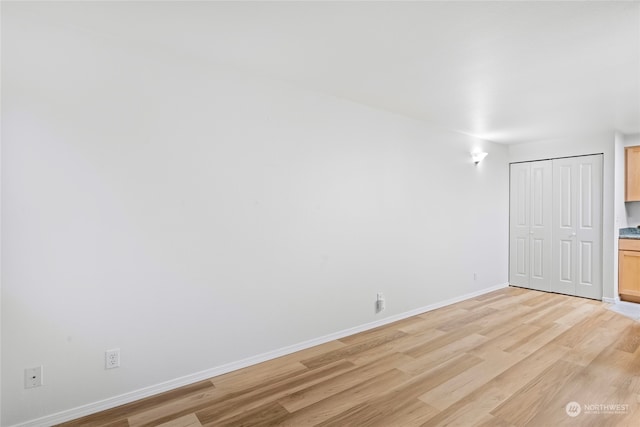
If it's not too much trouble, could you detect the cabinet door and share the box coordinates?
[619,250,640,300]
[551,155,603,300]
[626,146,640,202]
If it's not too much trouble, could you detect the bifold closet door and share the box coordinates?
[509,160,552,291]
[551,154,603,300]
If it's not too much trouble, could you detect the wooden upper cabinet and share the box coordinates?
[626,146,640,202]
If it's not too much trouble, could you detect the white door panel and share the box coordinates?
[510,163,530,288]
[579,241,593,284]
[511,155,602,300]
[551,155,602,299]
[552,157,577,296]
[554,237,576,295]
[575,156,602,299]
[529,161,552,291]
[510,160,551,291]
[515,237,528,276]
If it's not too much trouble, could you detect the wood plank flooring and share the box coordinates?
[59,287,640,426]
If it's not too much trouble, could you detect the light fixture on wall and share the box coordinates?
[471,151,488,165]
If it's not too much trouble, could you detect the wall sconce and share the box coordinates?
[471,151,488,165]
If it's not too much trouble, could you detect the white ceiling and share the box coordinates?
[8,1,640,144]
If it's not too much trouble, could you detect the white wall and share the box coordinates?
[0,2,3,423]
[613,132,640,299]
[627,202,640,226]
[615,132,629,230]
[508,133,616,300]
[620,133,640,227]
[1,5,509,425]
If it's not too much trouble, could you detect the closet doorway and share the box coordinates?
[509,154,603,300]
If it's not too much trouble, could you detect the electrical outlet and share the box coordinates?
[105,349,120,369]
[474,272,478,281]
[25,366,43,389]
[376,292,386,312]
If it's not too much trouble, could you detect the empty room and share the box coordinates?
[2,1,640,426]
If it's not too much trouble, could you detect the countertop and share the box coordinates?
[619,227,640,239]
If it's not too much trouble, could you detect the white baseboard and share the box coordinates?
[13,282,508,427]
[602,296,621,304]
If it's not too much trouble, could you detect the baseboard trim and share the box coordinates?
[13,282,508,427]
[602,296,621,304]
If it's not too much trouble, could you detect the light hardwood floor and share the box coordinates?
[59,287,640,426]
